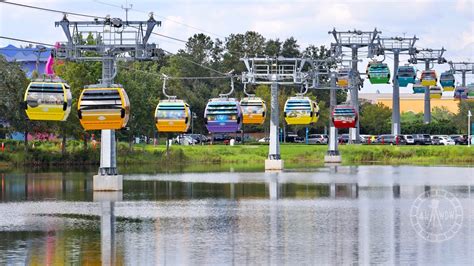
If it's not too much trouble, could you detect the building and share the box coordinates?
[359,93,459,113]
[0,44,52,78]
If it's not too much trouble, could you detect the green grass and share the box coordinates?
[0,140,473,168]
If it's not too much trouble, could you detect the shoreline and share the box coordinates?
[0,142,473,169]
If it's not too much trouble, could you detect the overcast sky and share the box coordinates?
[1,0,473,92]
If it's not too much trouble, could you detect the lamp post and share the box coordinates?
[468,110,472,147]
[191,112,197,134]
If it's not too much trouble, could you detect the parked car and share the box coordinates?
[212,134,229,143]
[188,134,209,144]
[404,135,415,145]
[338,134,349,144]
[449,135,461,142]
[176,135,197,145]
[412,134,431,145]
[438,136,455,145]
[360,135,373,144]
[430,136,441,145]
[375,134,407,145]
[308,134,328,144]
[286,134,304,143]
[452,135,469,145]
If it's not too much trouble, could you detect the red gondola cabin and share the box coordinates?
[332,105,358,128]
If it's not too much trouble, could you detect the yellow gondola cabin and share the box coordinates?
[284,96,319,125]
[155,99,191,133]
[24,81,72,121]
[77,86,130,130]
[240,97,266,124]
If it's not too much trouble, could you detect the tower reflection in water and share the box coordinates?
[0,166,472,264]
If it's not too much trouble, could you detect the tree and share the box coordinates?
[265,39,282,57]
[281,37,300,57]
[453,101,474,134]
[184,33,215,64]
[116,61,161,146]
[55,60,101,151]
[359,102,391,134]
[0,55,30,149]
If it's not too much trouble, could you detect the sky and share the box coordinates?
[1,0,473,93]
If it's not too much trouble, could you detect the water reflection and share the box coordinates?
[1,172,366,201]
[95,193,121,266]
[0,166,472,264]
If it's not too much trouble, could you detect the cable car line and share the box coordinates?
[0,36,55,47]
[0,1,241,76]
[0,33,228,78]
[92,0,226,39]
[0,1,190,46]
[119,65,232,80]
[0,35,234,82]
[0,0,105,19]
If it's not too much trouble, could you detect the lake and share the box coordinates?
[0,165,473,264]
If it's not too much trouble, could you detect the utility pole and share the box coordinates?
[55,14,160,190]
[408,48,446,124]
[241,57,311,171]
[121,1,133,22]
[329,28,381,144]
[377,36,418,135]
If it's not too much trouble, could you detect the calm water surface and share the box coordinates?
[0,165,473,265]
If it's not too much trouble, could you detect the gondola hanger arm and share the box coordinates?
[296,82,309,96]
[243,83,255,97]
[162,74,176,100]
[219,70,235,98]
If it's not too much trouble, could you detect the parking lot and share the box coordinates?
[171,133,472,146]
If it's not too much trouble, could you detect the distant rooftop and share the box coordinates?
[359,93,459,113]
[359,93,427,103]
[0,44,52,77]
[0,44,51,62]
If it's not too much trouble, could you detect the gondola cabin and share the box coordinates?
[332,105,358,129]
[429,86,442,99]
[396,66,416,87]
[24,81,72,121]
[204,98,242,133]
[336,68,350,88]
[240,97,266,124]
[284,97,319,125]
[412,82,425,94]
[454,86,467,100]
[155,99,191,133]
[439,72,455,91]
[367,62,390,84]
[77,86,130,130]
[420,70,437,86]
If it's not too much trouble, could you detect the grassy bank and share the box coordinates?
[0,140,473,168]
